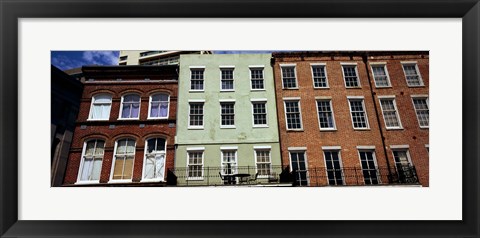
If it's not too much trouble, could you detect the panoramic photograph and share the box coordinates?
[51,50,429,187]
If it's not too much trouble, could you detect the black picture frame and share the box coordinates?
[1,0,478,237]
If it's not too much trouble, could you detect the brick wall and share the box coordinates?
[63,67,178,185]
[272,52,429,186]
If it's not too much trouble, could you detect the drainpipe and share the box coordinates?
[271,55,290,182]
[361,53,393,183]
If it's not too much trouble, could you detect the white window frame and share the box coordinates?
[347,96,370,130]
[280,64,298,89]
[219,100,236,129]
[220,66,235,92]
[118,93,141,120]
[310,63,329,89]
[370,63,392,88]
[220,148,238,176]
[341,63,361,88]
[357,149,381,184]
[283,98,303,131]
[288,149,309,186]
[76,139,105,184]
[391,147,414,172]
[251,99,268,128]
[254,147,272,178]
[109,138,136,183]
[249,66,265,91]
[315,98,336,131]
[88,93,112,121]
[189,67,205,92]
[186,148,204,181]
[378,96,403,130]
[322,149,344,186]
[401,62,424,87]
[411,95,429,128]
[147,93,170,120]
[188,100,205,129]
[141,137,167,182]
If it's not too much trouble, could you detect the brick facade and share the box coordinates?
[63,65,178,186]
[272,52,429,186]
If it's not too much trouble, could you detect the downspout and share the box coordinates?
[271,55,290,183]
[361,53,393,183]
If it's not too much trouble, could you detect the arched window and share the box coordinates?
[77,139,105,183]
[119,94,141,119]
[111,138,135,181]
[89,94,112,120]
[142,138,167,181]
[148,93,169,119]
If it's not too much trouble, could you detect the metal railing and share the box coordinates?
[167,165,419,187]
[290,165,419,186]
[168,165,285,187]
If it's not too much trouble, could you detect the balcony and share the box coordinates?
[139,51,169,57]
[166,165,419,187]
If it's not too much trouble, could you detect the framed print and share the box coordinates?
[1,0,479,237]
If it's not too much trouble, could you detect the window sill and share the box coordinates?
[188,126,204,130]
[140,179,165,183]
[283,88,299,90]
[108,179,133,183]
[147,117,169,120]
[253,125,269,128]
[345,86,362,89]
[220,126,236,129]
[186,177,204,181]
[287,129,304,132]
[320,128,337,131]
[117,118,140,121]
[407,85,425,88]
[386,127,404,130]
[251,89,266,91]
[75,180,100,185]
[375,86,392,89]
[189,90,205,93]
[313,87,330,90]
[419,126,429,129]
[87,118,109,121]
[220,90,235,92]
[353,128,371,131]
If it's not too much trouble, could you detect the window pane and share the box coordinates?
[191,69,204,90]
[285,101,302,129]
[221,102,235,126]
[413,98,429,127]
[189,103,204,126]
[372,65,390,87]
[251,68,264,89]
[94,94,112,103]
[403,64,422,86]
[343,66,360,87]
[312,66,328,88]
[282,66,297,88]
[317,100,335,129]
[380,99,400,128]
[349,100,368,128]
[253,102,267,125]
[85,141,96,156]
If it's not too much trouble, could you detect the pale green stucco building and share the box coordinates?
[174,54,282,186]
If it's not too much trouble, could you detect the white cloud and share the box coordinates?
[82,51,119,65]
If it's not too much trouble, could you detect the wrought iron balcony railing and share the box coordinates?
[166,165,419,187]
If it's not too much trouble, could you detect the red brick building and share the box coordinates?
[272,51,429,186]
[63,65,178,186]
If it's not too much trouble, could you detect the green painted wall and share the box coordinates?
[175,54,281,185]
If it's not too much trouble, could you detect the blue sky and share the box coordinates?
[51,51,120,70]
[51,51,275,70]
